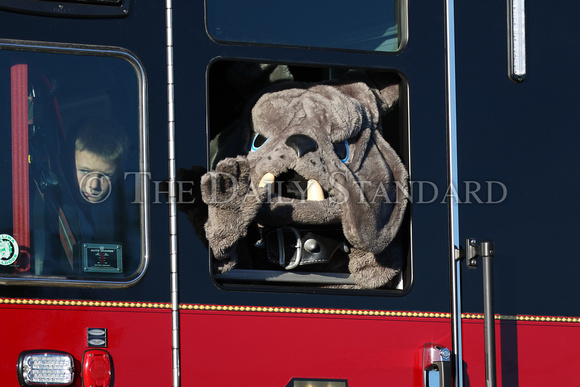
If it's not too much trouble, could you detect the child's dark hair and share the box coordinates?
[74,117,129,165]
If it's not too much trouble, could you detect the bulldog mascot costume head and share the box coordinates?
[181,69,409,289]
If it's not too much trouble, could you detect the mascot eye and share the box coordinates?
[333,140,350,163]
[251,133,268,151]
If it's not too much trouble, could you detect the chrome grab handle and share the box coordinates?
[423,343,452,387]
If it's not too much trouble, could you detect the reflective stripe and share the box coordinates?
[11,63,31,273]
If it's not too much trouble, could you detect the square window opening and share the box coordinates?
[204,60,411,294]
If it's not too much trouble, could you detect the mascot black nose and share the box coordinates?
[285,134,318,158]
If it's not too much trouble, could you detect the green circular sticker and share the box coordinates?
[0,234,19,266]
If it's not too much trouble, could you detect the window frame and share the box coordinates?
[0,39,150,288]
[204,0,409,54]
[205,59,413,295]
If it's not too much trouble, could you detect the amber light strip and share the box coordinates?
[0,298,170,309]
[461,313,580,323]
[2,298,580,323]
[179,303,452,319]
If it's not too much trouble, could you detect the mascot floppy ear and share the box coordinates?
[333,71,400,117]
[327,71,408,258]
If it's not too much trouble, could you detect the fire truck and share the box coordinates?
[0,0,578,386]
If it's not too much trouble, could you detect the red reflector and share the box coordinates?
[82,350,112,387]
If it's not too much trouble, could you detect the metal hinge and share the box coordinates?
[465,238,495,268]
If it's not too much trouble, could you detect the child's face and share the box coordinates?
[75,150,118,204]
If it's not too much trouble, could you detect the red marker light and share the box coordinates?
[82,350,112,387]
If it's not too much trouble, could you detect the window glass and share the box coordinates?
[203,60,410,293]
[206,0,404,52]
[0,42,148,286]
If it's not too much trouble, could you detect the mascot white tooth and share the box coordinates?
[183,69,409,289]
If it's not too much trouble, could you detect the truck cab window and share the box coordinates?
[206,0,406,52]
[192,60,411,293]
[0,42,148,287]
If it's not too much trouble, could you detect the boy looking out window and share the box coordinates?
[73,118,128,204]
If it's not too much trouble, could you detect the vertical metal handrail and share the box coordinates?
[466,239,497,387]
[444,0,464,386]
[166,0,180,385]
[481,242,497,387]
